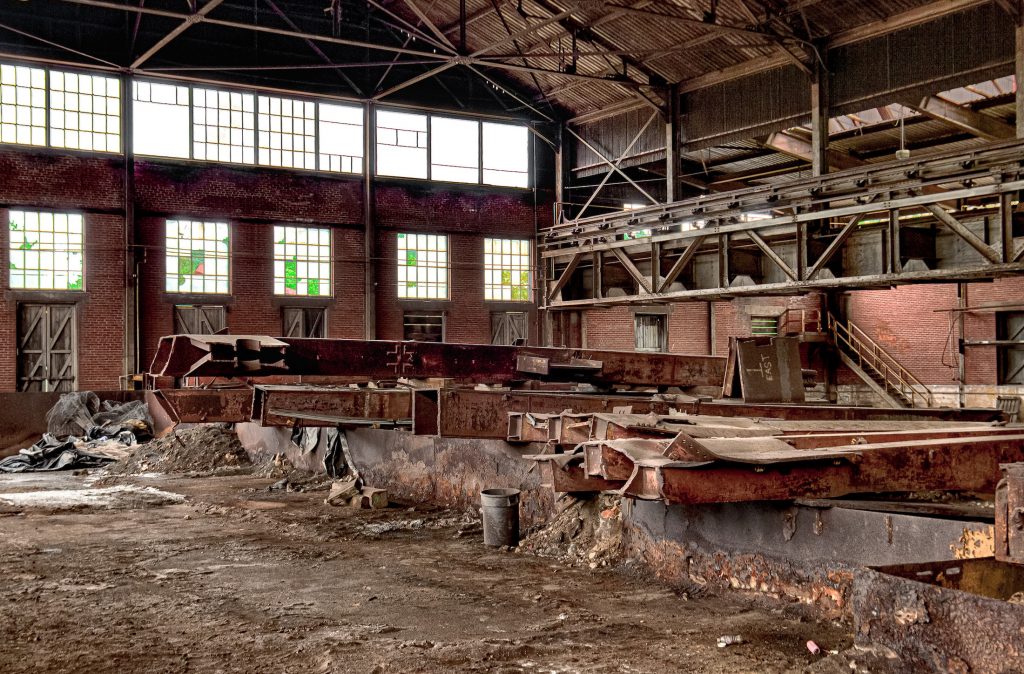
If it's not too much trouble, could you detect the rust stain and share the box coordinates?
[950,526,995,559]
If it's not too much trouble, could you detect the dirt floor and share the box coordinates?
[0,471,858,674]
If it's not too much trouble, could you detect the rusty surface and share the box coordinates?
[532,429,1024,504]
[149,334,727,388]
[153,388,254,424]
[852,559,1024,672]
[996,462,1024,564]
[251,385,413,428]
[623,498,997,620]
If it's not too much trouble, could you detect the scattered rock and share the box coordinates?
[105,424,250,476]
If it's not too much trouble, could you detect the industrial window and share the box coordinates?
[397,232,447,299]
[273,225,331,297]
[132,80,190,158]
[998,312,1024,385]
[376,110,428,179]
[431,116,479,183]
[165,219,230,294]
[634,313,667,352]
[192,88,255,164]
[48,70,120,153]
[484,238,530,301]
[283,306,326,338]
[0,63,46,147]
[482,122,528,187]
[257,95,316,170]
[403,311,444,342]
[318,102,363,173]
[750,315,779,336]
[8,210,84,291]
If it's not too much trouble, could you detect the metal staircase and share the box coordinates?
[826,313,934,408]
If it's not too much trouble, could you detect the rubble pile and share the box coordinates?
[107,423,250,476]
[518,493,623,568]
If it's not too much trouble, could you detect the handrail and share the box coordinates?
[826,313,934,408]
[779,308,821,335]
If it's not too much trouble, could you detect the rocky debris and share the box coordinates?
[106,424,250,476]
[517,493,623,568]
[325,476,389,509]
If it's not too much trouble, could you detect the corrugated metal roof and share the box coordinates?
[387,0,962,114]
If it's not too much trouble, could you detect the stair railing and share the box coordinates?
[780,308,821,335]
[826,313,934,408]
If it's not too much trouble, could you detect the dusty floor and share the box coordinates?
[0,471,854,673]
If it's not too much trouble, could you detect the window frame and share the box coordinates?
[272,225,333,298]
[7,209,86,292]
[164,218,232,295]
[396,232,449,300]
[484,237,531,302]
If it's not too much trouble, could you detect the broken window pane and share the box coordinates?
[319,102,363,174]
[257,95,316,170]
[273,225,332,297]
[133,80,190,158]
[376,110,427,179]
[192,87,255,164]
[49,70,120,153]
[165,219,231,294]
[430,116,479,183]
[8,210,85,290]
[484,238,530,302]
[0,63,46,147]
[482,122,528,187]
[397,232,448,299]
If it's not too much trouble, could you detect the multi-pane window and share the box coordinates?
[484,238,530,301]
[377,110,428,179]
[273,225,331,297]
[8,210,84,290]
[431,116,479,183]
[397,233,448,299]
[482,122,528,187]
[165,219,230,294]
[133,80,190,158]
[49,71,120,152]
[0,63,46,146]
[192,88,255,164]
[319,102,363,173]
[257,95,316,170]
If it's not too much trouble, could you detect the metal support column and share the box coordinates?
[665,83,680,202]
[121,73,138,378]
[364,102,377,340]
[1017,16,1024,139]
[810,51,830,177]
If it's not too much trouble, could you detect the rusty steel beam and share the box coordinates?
[618,433,1024,504]
[149,334,727,388]
[251,385,413,428]
[150,388,254,424]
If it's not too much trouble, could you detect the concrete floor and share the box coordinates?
[0,472,854,673]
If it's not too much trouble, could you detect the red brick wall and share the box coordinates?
[0,148,544,390]
[845,278,1024,386]
[585,295,822,356]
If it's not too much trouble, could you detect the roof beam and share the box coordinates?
[762,131,865,171]
[131,0,225,69]
[906,95,1015,141]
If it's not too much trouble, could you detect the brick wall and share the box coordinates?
[845,277,1024,386]
[0,147,545,390]
[585,295,822,356]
